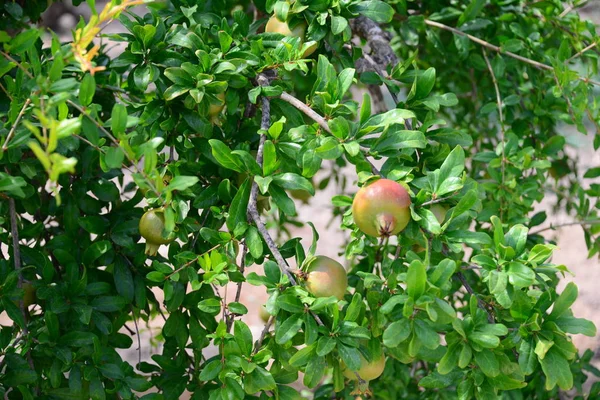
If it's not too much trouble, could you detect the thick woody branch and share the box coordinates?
[351,17,398,72]
[351,16,400,104]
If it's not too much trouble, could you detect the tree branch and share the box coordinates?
[424,19,600,87]
[2,98,31,151]
[8,198,35,371]
[351,16,400,104]
[248,77,325,331]
[252,315,274,354]
[482,48,507,219]
[529,219,600,235]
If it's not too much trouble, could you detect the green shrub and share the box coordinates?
[1,0,599,399]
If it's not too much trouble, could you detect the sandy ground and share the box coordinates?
[1,1,599,396]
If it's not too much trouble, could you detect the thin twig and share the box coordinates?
[529,219,600,235]
[482,48,506,220]
[455,272,495,324]
[421,193,456,207]
[566,41,598,62]
[252,316,274,354]
[279,92,331,134]
[424,19,600,87]
[8,198,35,371]
[164,244,222,280]
[131,305,142,368]
[226,244,248,332]
[3,99,31,151]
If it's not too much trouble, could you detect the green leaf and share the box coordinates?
[269,184,296,216]
[317,337,337,356]
[168,176,199,192]
[406,260,426,299]
[275,314,303,344]
[289,344,316,367]
[246,226,263,258]
[114,258,134,303]
[373,129,427,152]
[111,104,127,137]
[331,16,348,35]
[198,359,222,381]
[469,332,499,349]
[316,137,343,160]
[338,344,361,372]
[507,262,535,288]
[244,366,277,394]
[262,140,279,176]
[303,356,326,388]
[528,244,556,264]
[91,296,127,312]
[234,320,253,355]
[414,68,436,100]
[383,319,411,347]
[79,73,96,106]
[273,173,315,195]
[350,1,395,23]
[104,146,124,169]
[555,316,596,337]
[8,29,40,53]
[473,350,499,377]
[549,282,578,319]
[0,172,27,198]
[539,347,573,390]
[209,139,243,172]
[458,0,486,26]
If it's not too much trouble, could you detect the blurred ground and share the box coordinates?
[0,0,599,396]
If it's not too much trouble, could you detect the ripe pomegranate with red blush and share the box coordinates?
[352,179,411,238]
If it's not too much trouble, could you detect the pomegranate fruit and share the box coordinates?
[352,179,411,237]
[259,304,270,322]
[303,256,347,300]
[343,353,386,381]
[265,15,317,57]
[139,209,175,256]
[208,92,225,123]
[430,204,448,224]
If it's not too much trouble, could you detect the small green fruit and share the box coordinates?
[304,256,348,300]
[139,209,175,256]
[343,353,386,382]
[265,15,317,57]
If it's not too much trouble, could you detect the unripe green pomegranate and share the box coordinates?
[265,15,317,57]
[343,353,386,382]
[259,305,270,322]
[303,256,347,300]
[352,179,411,237]
[430,204,448,224]
[139,209,175,256]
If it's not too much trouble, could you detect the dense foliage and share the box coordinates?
[1,0,600,399]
